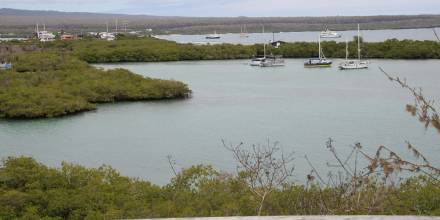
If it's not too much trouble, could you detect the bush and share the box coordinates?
[0,52,191,119]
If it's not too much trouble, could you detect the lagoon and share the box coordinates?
[156,27,440,45]
[1,59,440,185]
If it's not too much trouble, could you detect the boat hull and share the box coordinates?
[0,63,12,70]
[304,59,332,68]
[338,60,369,70]
[260,62,285,67]
[250,58,265,66]
[320,35,342,39]
[304,64,332,68]
[339,65,368,70]
[260,57,285,67]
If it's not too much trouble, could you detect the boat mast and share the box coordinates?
[115,19,118,33]
[106,22,109,33]
[262,25,266,58]
[318,35,321,59]
[357,24,361,61]
[345,38,349,60]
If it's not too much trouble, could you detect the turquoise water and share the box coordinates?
[1,59,439,184]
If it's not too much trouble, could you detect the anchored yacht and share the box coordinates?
[339,24,369,70]
[99,23,116,41]
[304,35,332,67]
[250,26,285,67]
[0,62,12,70]
[36,24,55,42]
[240,25,249,38]
[206,31,221,39]
[250,57,266,66]
[320,28,342,38]
[260,55,285,67]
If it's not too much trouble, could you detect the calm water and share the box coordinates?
[156,28,440,45]
[1,59,440,185]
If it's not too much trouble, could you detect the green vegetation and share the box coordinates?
[45,37,440,63]
[0,34,439,220]
[63,37,256,63]
[1,36,437,119]
[278,38,440,59]
[0,156,439,220]
[0,51,191,119]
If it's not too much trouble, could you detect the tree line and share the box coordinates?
[0,51,191,119]
[53,37,440,63]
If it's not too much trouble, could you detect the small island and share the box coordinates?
[0,51,191,119]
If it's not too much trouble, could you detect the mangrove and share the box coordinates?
[0,51,191,119]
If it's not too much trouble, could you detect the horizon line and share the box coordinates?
[1,7,440,19]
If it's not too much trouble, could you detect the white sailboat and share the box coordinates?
[304,35,332,67]
[205,30,221,39]
[259,41,285,67]
[250,26,267,66]
[99,23,116,41]
[339,24,368,70]
[320,28,342,38]
[250,26,285,67]
[36,23,55,42]
[260,55,285,67]
[240,24,249,38]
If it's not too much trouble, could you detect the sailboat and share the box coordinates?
[339,24,368,70]
[260,41,285,67]
[206,30,221,39]
[36,23,55,42]
[320,28,342,38]
[250,26,285,67]
[304,35,332,67]
[250,26,267,66]
[240,24,249,38]
[99,23,116,41]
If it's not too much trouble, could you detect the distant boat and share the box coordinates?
[206,31,221,39]
[0,62,12,70]
[304,35,332,67]
[259,43,285,67]
[250,26,267,66]
[100,32,115,41]
[320,28,342,39]
[250,57,266,66]
[339,24,368,70]
[260,55,285,67]
[36,24,55,42]
[99,23,116,41]
[250,26,285,67]
[240,25,249,38]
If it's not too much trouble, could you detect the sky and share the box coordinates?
[2,0,440,17]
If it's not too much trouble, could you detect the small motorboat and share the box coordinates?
[206,31,221,39]
[320,28,342,38]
